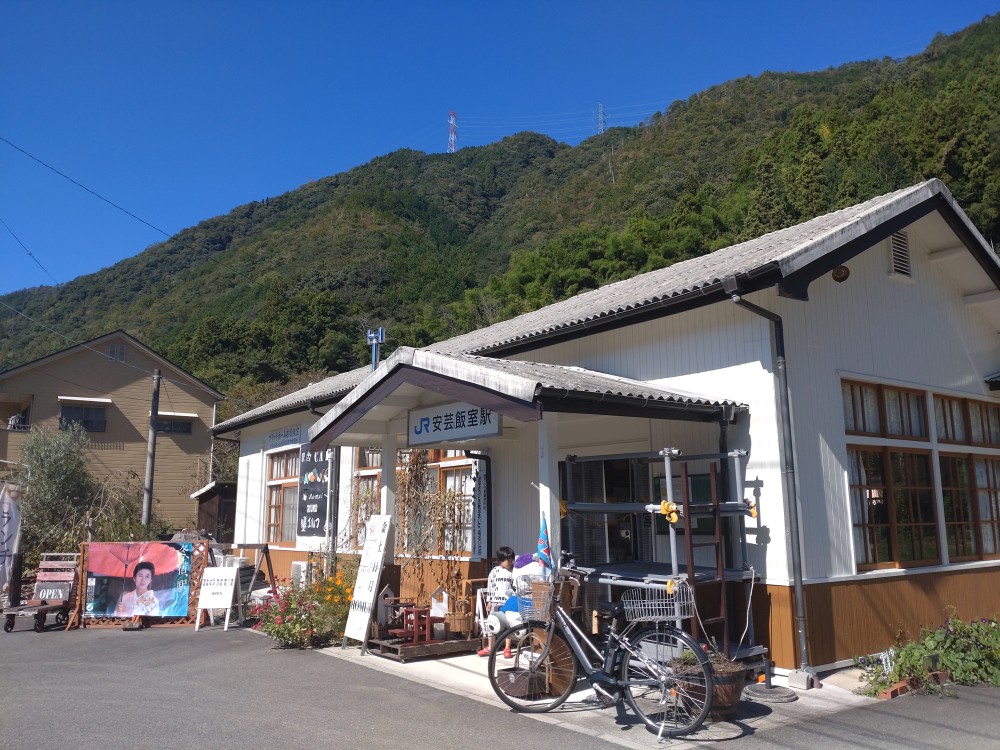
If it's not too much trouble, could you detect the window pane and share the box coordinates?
[848,448,889,565]
[885,389,926,438]
[843,382,880,434]
[60,405,107,433]
[281,487,297,544]
[940,455,976,559]
[969,403,1000,446]
[889,451,938,564]
[934,397,966,443]
[975,458,1000,555]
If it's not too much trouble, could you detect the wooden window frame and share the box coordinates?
[969,400,1000,447]
[357,447,382,469]
[848,445,940,570]
[974,457,1000,559]
[266,449,299,546]
[438,463,474,557]
[935,395,969,445]
[939,453,980,562]
[842,380,927,442]
[349,472,381,552]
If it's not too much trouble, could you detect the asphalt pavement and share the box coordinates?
[2,622,999,749]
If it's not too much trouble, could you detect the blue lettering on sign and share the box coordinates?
[413,417,431,435]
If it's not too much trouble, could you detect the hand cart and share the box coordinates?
[3,552,79,633]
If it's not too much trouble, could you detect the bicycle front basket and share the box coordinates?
[514,574,554,622]
[620,580,694,622]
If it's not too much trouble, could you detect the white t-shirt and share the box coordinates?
[486,564,514,607]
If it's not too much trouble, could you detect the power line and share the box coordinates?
[0,134,171,238]
[0,216,60,286]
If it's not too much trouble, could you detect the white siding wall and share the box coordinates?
[232,415,351,553]
[479,218,1000,584]
[500,306,791,584]
[479,423,541,557]
[777,226,1000,580]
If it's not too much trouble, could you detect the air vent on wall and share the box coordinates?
[890,230,912,278]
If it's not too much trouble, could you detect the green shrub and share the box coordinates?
[855,608,1000,696]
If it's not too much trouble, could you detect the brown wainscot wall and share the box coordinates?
[754,566,1000,670]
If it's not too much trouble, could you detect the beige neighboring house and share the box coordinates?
[0,331,224,526]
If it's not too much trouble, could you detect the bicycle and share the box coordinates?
[485,546,713,739]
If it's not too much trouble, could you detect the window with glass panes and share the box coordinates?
[439,463,474,555]
[349,473,381,551]
[844,380,1000,569]
[266,449,299,545]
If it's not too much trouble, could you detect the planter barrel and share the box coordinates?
[708,670,747,721]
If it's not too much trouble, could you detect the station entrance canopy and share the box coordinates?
[308,347,745,451]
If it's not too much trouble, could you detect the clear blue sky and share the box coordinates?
[1,1,997,296]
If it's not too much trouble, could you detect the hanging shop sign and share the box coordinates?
[298,448,330,537]
[407,402,500,447]
[472,462,487,559]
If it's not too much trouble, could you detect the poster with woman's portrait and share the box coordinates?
[84,541,192,618]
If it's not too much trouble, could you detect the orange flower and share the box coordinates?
[333,596,340,603]
[325,595,331,601]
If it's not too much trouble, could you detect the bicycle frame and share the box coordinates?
[539,578,675,700]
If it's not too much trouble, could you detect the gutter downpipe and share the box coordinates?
[730,291,815,688]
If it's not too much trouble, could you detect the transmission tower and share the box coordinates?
[447,110,458,153]
[597,102,606,134]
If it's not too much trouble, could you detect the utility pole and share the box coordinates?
[597,101,606,134]
[142,369,161,527]
[447,111,458,153]
[367,328,385,371]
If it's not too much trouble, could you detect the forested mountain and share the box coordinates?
[3,14,999,419]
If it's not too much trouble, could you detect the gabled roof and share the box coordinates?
[431,179,999,357]
[218,178,1000,436]
[213,367,368,435]
[0,329,224,400]
[308,348,745,449]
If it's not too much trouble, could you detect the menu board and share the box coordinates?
[297,448,330,537]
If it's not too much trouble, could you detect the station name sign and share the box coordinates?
[407,401,500,447]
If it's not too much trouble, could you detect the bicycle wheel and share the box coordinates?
[487,622,578,712]
[621,625,713,737]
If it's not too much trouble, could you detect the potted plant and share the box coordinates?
[703,643,749,721]
[669,640,749,721]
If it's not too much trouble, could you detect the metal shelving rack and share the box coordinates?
[564,448,766,662]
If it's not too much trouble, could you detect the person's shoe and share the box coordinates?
[477,647,491,657]
[503,646,512,659]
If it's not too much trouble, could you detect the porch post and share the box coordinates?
[380,429,397,554]
[537,413,561,565]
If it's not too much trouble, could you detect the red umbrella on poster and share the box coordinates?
[85,541,192,618]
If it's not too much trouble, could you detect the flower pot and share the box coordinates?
[708,670,747,721]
